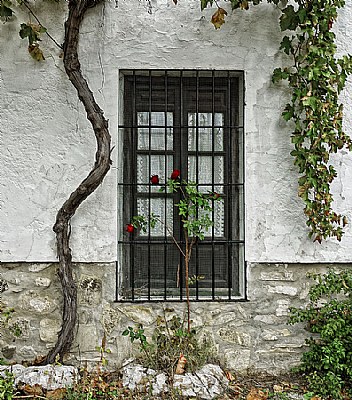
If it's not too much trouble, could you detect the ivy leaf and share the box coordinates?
[302,95,317,110]
[211,7,227,30]
[0,3,13,19]
[282,104,294,121]
[19,23,46,46]
[272,67,289,83]
[19,23,39,46]
[200,0,213,10]
[280,5,299,31]
[280,36,293,55]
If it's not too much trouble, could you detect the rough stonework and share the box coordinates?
[0,261,350,374]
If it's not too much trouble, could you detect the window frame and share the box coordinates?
[117,70,245,302]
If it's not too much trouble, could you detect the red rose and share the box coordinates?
[170,169,180,180]
[126,224,134,233]
[213,192,220,199]
[150,175,159,184]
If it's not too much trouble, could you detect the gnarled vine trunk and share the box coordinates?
[41,0,111,365]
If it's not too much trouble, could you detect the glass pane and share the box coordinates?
[137,112,173,150]
[202,200,225,237]
[137,155,173,192]
[188,113,223,151]
[188,155,224,192]
[137,198,173,236]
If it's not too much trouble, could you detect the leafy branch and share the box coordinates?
[127,171,222,332]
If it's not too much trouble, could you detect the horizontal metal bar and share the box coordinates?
[119,124,245,129]
[118,182,245,187]
[118,239,245,244]
[115,298,248,303]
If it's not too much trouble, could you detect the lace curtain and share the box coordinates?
[136,111,224,237]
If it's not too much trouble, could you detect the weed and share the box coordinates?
[0,371,14,400]
[289,269,352,399]
[122,309,215,377]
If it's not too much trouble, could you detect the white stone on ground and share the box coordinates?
[0,365,78,390]
[120,361,228,399]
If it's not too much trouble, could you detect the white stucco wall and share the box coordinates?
[1,0,352,263]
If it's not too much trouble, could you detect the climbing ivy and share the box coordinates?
[203,0,352,242]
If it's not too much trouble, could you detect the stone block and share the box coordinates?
[35,277,51,288]
[268,285,298,296]
[39,318,61,343]
[253,314,280,324]
[260,271,294,281]
[74,324,100,352]
[102,306,120,334]
[116,305,155,325]
[20,292,57,314]
[1,345,16,359]
[78,276,102,305]
[218,328,251,347]
[276,299,290,317]
[222,349,251,372]
[261,329,278,341]
[28,264,52,273]
[18,346,37,359]
[9,317,30,339]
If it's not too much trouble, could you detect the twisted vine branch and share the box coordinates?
[41,0,111,364]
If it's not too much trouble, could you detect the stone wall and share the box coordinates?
[1,261,350,374]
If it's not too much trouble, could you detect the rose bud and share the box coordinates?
[213,192,221,199]
[150,175,159,184]
[170,169,180,180]
[126,224,134,233]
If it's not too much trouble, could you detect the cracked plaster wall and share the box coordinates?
[1,0,352,263]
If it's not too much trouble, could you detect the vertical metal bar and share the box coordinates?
[145,70,152,300]
[241,72,246,299]
[115,260,119,301]
[211,70,215,300]
[164,70,168,300]
[179,70,183,301]
[227,71,233,300]
[195,71,199,300]
[131,70,137,302]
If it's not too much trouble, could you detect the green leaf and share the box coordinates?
[280,36,293,55]
[272,68,284,83]
[19,23,38,46]
[280,5,299,31]
[0,3,13,19]
[200,0,212,10]
[282,104,294,121]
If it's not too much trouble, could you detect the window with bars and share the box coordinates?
[117,70,245,301]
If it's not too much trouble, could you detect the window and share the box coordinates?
[118,70,245,301]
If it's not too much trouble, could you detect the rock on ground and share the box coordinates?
[0,364,78,390]
[120,361,228,399]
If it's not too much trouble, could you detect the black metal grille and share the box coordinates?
[117,70,245,301]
